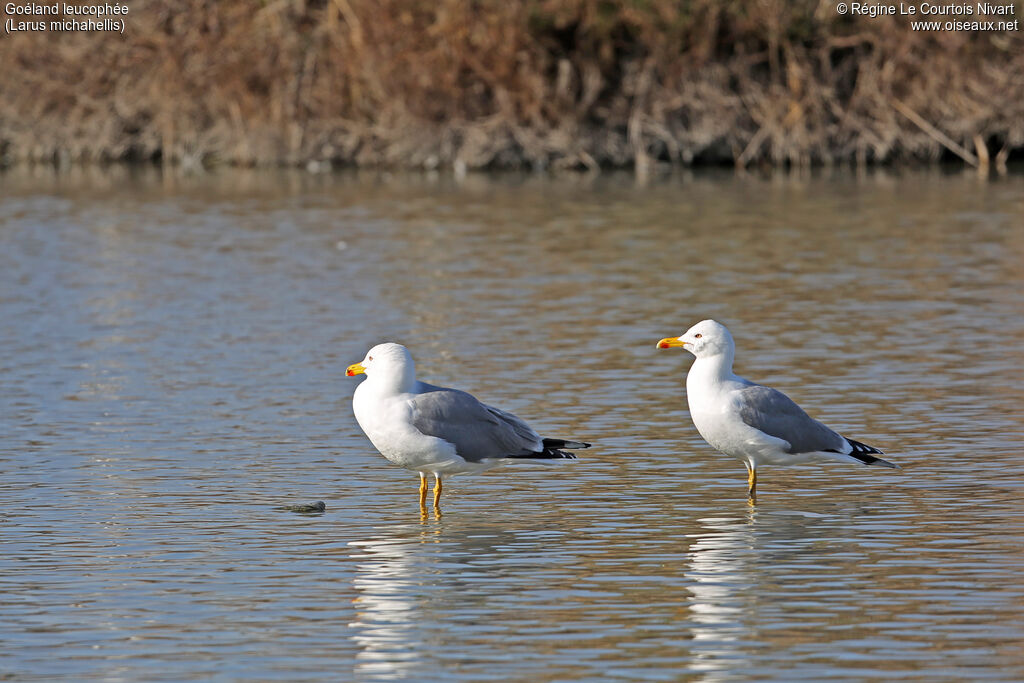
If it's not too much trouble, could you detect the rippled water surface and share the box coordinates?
[2,167,1023,681]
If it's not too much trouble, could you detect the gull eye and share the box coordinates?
[368,356,374,362]
[694,333,702,339]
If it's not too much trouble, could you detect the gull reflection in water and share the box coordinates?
[684,508,825,681]
[347,519,528,680]
[684,510,760,681]
[347,522,442,680]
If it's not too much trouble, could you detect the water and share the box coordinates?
[1,167,1023,681]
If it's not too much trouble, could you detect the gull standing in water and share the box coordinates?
[346,343,588,512]
[657,320,896,501]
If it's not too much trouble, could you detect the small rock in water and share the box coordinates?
[279,501,326,514]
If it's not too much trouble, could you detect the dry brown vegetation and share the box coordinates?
[1,0,1022,171]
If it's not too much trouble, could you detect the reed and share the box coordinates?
[1,0,1020,170]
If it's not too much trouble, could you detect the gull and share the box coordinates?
[657,320,896,500]
[346,343,588,511]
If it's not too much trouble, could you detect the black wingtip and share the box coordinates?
[542,438,591,450]
[846,438,884,455]
[856,454,900,469]
[822,439,895,468]
[503,438,590,460]
[507,449,578,460]
[844,438,898,468]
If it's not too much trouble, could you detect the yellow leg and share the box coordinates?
[432,473,443,509]
[746,463,757,502]
[418,472,428,509]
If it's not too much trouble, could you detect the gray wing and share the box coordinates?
[736,384,847,454]
[407,384,543,462]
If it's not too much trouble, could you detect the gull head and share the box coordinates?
[346,342,416,390]
[657,319,734,359]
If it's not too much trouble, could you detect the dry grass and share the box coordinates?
[1,0,1021,170]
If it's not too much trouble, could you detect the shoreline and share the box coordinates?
[4,160,1020,197]
[1,2,1021,173]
